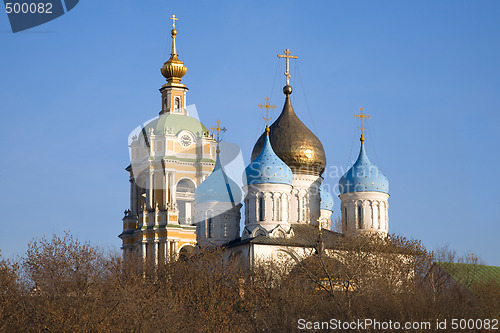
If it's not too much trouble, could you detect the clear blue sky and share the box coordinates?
[1,1,499,265]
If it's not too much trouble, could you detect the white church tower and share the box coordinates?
[194,123,242,248]
[338,108,390,236]
[242,123,294,239]
[250,50,327,228]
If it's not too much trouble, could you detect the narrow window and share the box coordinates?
[258,196,265,221]
[344,207,348,227]
[224,215,228,238]
[175,97,181,112]
[275,197,281,221]
[207,217,213,238]
[357,204,363,229]
[300,196,307,221]
[245,201,249,224]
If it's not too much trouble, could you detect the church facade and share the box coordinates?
[119,17,390,266]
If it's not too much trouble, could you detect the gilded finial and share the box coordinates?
[170,14,178,29]
[210,120,227,143]
[161,14,187,85]
[277,49,298,93]
[258,96,276,136]
[209,120,227,155]
[354,106,370,145]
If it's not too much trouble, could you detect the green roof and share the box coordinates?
[142,113,210,138]
[435,262,500,287]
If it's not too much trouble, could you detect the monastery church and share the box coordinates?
[119,16,390,266]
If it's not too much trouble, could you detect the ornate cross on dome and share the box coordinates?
[170,14,178,28]
[209,120,227,143]
[277,49,298,86]
[258,96,276,131]
[354,106,370,144]
[317,217,326,232]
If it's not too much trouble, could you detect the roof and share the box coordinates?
[338,144,389,194]
[195,153,242,204]
[434,262,500,287]
[141,113,210,138]
[244,134,293,186]
[225,224,343,249]
[225,225,420,258]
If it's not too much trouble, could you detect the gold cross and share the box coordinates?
[258,96,276,129]
[317,217,326,233]
[170,14,178,28]
[354,106,370,143]
[277,49,298,86]
[209,120,227,143]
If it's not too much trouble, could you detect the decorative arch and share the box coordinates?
[251,227,267,238]
[271,226,287,238]
[176,178,196,225]
[178,244,195,261]
[176,177,196,189]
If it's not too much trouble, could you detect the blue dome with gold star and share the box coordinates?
[338,144,389,194]
[195,154,242,203]
[244,133,292,185]
[320,188,334,211]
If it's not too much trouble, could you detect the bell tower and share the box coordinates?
[120,15,218,264]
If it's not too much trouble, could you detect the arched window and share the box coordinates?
[258,195,265,221]
[275,196,281,221]
[176,179,196,225]
[175,97,181,112]
[344,207,348,227]
[223,215,228,238]
[300,196,307,222]
[207,217,213,238]
[245,200,249,224]
[373,202,379,229]
[357,202,363,229]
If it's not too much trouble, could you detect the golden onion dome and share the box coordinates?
[251,86,326,176]
[161,28,187,85]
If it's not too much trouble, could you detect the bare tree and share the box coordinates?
[0,231,497,332]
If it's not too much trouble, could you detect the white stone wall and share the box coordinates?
[339,191,389,235]
[290,174,323,225]
[224,243,316,272]
[195,201,242,247]
[320,209,333,230]
[242,183,293,239]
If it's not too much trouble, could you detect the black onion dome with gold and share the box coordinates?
[251,86,326,176]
